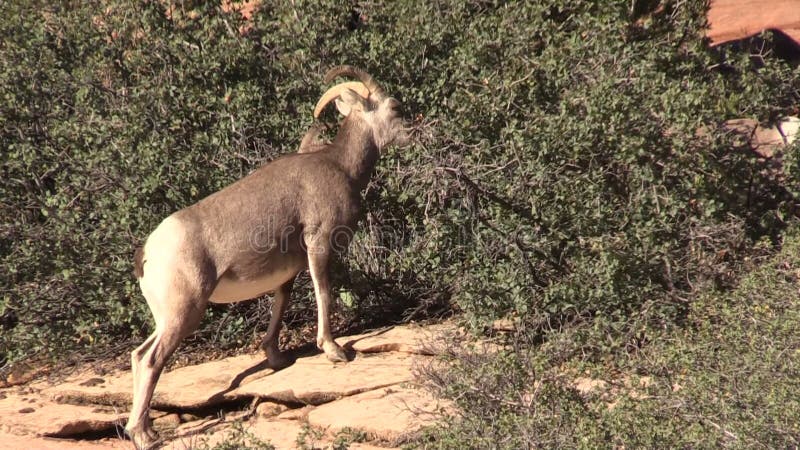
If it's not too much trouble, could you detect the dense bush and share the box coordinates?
[423,224,800,448]
[1,0,798,392]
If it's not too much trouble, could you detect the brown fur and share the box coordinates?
[133,246,144,279]
[124,67,408,450]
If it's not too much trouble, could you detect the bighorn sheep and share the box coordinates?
[124,66,407,449]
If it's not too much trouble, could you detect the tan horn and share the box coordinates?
[313,81,370,118]
[323,65,385,99]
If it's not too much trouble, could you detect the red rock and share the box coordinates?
[708,0,800,46]
[307,386,453,440]
[341,322,457,355]
[0,432,128,450]
[0,393,125,437]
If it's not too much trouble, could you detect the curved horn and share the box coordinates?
[323,65,385,99]
[313,81,370,118]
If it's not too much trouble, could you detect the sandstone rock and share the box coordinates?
[0,393,126,437]
[0,363,52,389]
[45,353,266,409]
[44,371,132,408]
[45,324,442,411]
[234,418,305,449]
[707,0,800,46]
[13,323,453,449]
[723,117,799,158]
[0,431,129,450]
[573,377,608,395]
[45,348,418,410]
[491,318,517,332]
[307,386,451,440]
[169,418,304,450]
[179,412,202,423]
[342,323,456,355]
[255,401,288,418]
[153,412,181,431]
[232,351,417,405]
[275,405,315,421]
[174,417,222,437]
[221,0,260,21]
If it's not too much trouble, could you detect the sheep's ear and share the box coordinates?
[335,88,367,117]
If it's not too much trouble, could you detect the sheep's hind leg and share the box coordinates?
[260,275,297,369]
[125,288,206,449]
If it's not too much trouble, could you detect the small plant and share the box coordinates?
[194,421,275,450]
[295,423,327,450]
[331,427,368,450]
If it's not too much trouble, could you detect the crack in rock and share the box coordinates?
[2,323,456,448]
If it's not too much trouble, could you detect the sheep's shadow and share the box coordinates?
[199,320,435,405]
[203,327,395,404]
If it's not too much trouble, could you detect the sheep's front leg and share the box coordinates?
[260,275,296,369]
[305,233,348,362]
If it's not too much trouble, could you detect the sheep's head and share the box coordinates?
[314,66,409,149]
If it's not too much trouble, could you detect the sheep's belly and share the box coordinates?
[209,267,297,303]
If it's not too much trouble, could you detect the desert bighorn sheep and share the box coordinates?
[125,66,407,449]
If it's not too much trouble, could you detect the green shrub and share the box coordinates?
[1,0,798,376]
[422,223,800,449]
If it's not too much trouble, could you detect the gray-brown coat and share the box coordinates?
[124,66,407,449]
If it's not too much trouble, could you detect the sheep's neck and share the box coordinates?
[331,119,379,190]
